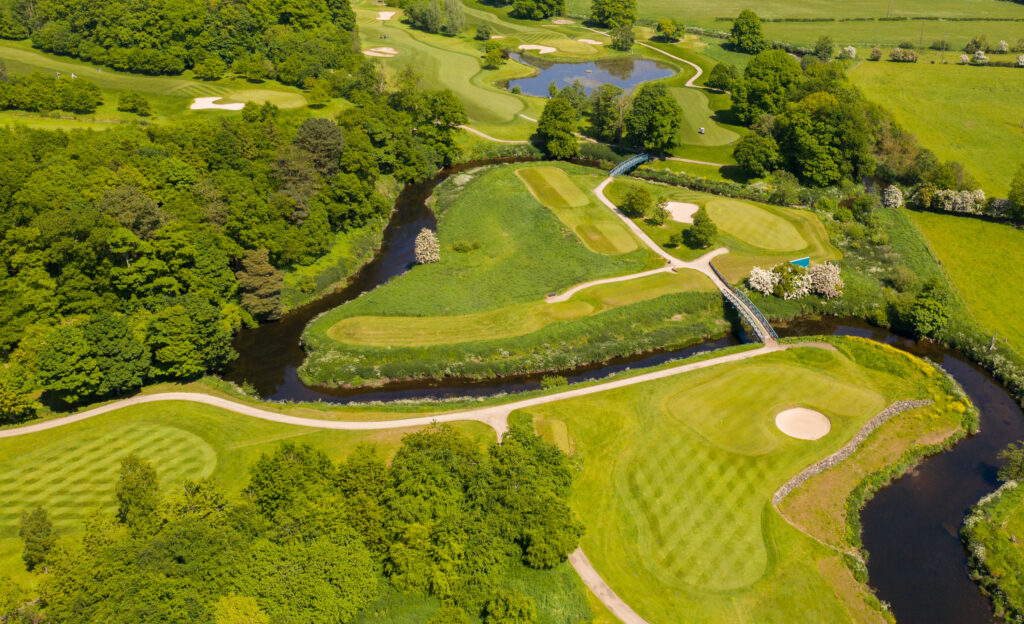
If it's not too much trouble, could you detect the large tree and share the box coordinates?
[624,83,682,151]
[731,49,803,124]
[729,9,768,54]
[1008,164,1024,223]
[733,132,782,177]
[590,0,636,28]
[236,249,284,321]
[511,0,564,20]
[20,505,55,571]
[537,97,580,159]
[116,454,161,534]
[588,84,625,142]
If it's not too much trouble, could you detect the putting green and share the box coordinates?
[706,198,807,251]
[327,269,713,346]
[517,167,639,255]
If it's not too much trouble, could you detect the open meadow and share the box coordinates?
[519,337,970,622]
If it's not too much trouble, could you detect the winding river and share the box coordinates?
[223,161,1021,624]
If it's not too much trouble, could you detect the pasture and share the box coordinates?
[850,54,1023,197]
[910,211,1024,358]
[605,177,840,281]
[519,338,966,622]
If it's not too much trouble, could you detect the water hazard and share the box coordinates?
[507,54,675,97]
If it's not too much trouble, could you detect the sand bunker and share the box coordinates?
[578,38,604,45]
[190,97,245,111]
[775,408,831,440]
[552,18,574,24]
[664,202,700,224]
[363,47,398,58]
[376,10,395,20]
[518,44,556,54]
[490,35,506,39]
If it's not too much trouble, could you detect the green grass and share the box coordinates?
[517,166,640,254]
[517,338,958,621]
[605,177,840,281]
[300,162,727,385]
[850,53,1024,196]
[0,400,494,583]
[962,482,1024,621]
[910,211,1024,357]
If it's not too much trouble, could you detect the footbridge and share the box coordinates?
[708,262,779,344]
[609,153,651,177]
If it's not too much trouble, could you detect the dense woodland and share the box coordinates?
[0,63,466,414]
[3,422,584,623]
[0,0,359,83]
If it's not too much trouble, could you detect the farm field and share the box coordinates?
[911,211,1024,358]
[604,177,841,281]
[850,53,1024,197]
[519,337,968,622]
[300,162,729,386]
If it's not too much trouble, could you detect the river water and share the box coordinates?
[224,162,1021,623]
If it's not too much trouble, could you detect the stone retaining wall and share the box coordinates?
[773,399,933,506]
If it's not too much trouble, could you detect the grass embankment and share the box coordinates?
[605,176,840,281]
[519,336,973,622]
[850,53,1024,197]
[910,211,1024,358]
[301,162,727,386]
[962,482,1024,622]
[0,40,318,127]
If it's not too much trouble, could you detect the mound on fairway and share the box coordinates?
[775,408,831,440]
[517,166,639,254]
[706,198,806,251]
[519,338,966,621]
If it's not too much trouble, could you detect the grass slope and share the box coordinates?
[850,53,1024,196]
[518,338,962,622]
[910,211,1024,357]
[962,482,1024,621]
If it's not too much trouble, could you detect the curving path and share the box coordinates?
[458,124,530,145]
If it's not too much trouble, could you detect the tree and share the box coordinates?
[414,228,441,264]
[813,35,834,61]
[729,9,767,54]
[483,40,504,69]
[306,80,331,108]
[428,606,472,624]
[116,454,161,533]
[294,117,345,175]
[476,24,492,40]
[684,207,717,248]
[733,133,781,177]
[705,63,739,91]
[0,366,38,423]
[537,97,579,159]
[246,443,336,517]
[511,0,564,20]
[731,50,803,124]
[656,19,681,41]
[484,589,536,624]
[443,0,464,35]
[1008,164,1024,223]
[998,442,1024,482]
[908,278,950,338]
[214,595,271,624]
[619,185,653,218]
[146,295,236,378]
[20,505,55,571]
[194,55,227,80]
[236,249,284,321]
[610,25,634,51]
[590,0,635,28]
[624,83,682,151]
[116,90,151,115]
[588,84,625,142]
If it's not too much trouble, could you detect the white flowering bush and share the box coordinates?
[997,40,1009,53]
[973,50,989,65]
[414,228,440,264]
[933,189,986,215]
[839,45,857,59]
[1018,54,1024,68]
[808,263,844,298]
[882,185,904,208]
[748,266,779,295]
[959,53,970,64]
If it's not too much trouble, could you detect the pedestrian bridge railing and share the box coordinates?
[708,262,779,343]
[609,154,651,177]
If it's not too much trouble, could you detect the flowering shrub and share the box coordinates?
[808,263,844,298]
[839,45,857,59]
[997,40,1009,54]
[933,189,987,215]
[748,262,842,299]
[869,47,882,61]
[882,185,904,208]
[414,228,440,264]
[748,266,779,295]
[972,50,990,65]
[959,53,970,65]
[889,47,918,62]
[1017,54,1024,68]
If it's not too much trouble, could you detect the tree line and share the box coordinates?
[0,64,466,417]
[0,0,360,85]
[0,65,102,114]
[4,422,585,624]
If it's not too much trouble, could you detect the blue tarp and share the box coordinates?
[790,257,810,268]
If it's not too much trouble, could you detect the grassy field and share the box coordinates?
[519,337,968,622]
[605,177,841,281]
[300,162,729,385]
[910,211,1024,357]
[850,52,1024,197]
[0,399,494,584]
[961,482,1024,621]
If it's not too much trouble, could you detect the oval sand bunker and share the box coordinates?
[775,408,830,440]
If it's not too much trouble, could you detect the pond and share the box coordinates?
[506,54,675,97]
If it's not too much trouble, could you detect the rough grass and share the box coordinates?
[519,339,950,622]
[517,166,640,254]
[850,53,1024,196]
[910,211,1024,357]
[961,481,1024,619]
[706,197,808,251]
[327,269,713,346]
[520,338,958,618]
